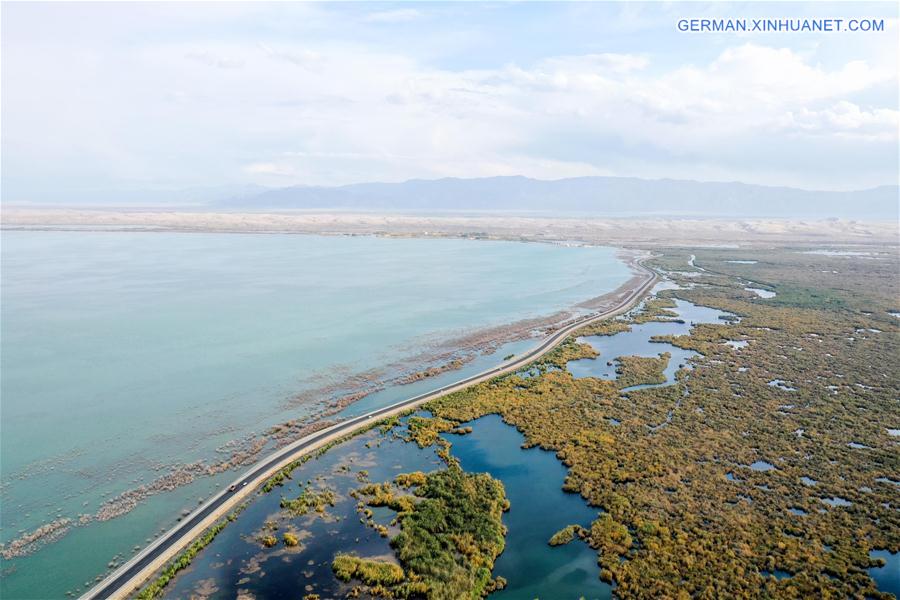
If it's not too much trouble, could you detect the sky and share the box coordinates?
[2,1,898,204]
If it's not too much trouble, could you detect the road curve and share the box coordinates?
[82,258,657,600]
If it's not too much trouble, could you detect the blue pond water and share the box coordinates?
[161,416,445,599]
[761,569,792,580]
[159,411,616,599]
[567,299,730,390]
[445,414,610,600]
[749,461,776,472]
[869,550,900,596]
[821,496,852,508]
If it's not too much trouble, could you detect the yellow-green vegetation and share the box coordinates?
[262,416,399,493]
[530,335,598,371]
[262,456,312,493]
[355,481,416,514]
[646,253,703,274]
[402,247,899,599]
[332,554,405,586]
[135,503,247,599]
[395,471,427,488]
[283,532,300,547]
[548,524,585,546]
[280,485,336,516]
[259,534,278,548]
[577,319,632,337]
[345,467,509,598]
[614,352,671,389]
[405,415,457,448]
[632,297,680,323]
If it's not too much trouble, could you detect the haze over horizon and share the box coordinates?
[2,1,898,205]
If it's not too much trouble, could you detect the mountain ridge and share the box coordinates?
[220,176,899,219]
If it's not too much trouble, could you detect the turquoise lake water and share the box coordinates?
[0,231,631,598]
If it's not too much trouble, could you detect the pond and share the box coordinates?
[159,410,618,599]
[768,379,797,391]
[748,461,776,472]
[820,496,852,507]
[761,569,792,580]
[160,417,445,599]
[868,549,900,596]
[747,287,776,299]
[444,414,611,600]
[567,299,732,390]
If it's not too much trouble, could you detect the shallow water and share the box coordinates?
[444,414,611,599]
[747,287,776,299]
[820,496,852,507]
[567,299,731,389]
[748,461,776,472]
[761,569,792,580]
[162,412,617,599]
[162,417,444,599]
[0,231,632,598]
[768,380,796,392]
[869,550,900,596]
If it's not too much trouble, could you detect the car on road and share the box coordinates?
[228,484,237,492]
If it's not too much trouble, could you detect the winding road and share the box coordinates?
[82,258,657,600]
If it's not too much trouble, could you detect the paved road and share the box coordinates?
[82,260,656,600]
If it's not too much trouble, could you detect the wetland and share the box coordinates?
[144,244,899,599]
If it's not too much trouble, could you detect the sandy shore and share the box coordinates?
[3,208,897,245]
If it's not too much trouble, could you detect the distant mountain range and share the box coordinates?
[220,176,899,219]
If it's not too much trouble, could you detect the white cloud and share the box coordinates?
[243,163,297,177]
[364,9,423,23]
[184,50,244,69]
[790,101,900,141]
[2,2,897,198]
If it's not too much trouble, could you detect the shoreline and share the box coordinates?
[3,209,897,245]
[1,244,642,570]
[80,256,658,600]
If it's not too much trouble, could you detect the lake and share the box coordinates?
[0,231,631,598]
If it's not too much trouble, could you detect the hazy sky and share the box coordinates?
[2,2,898,203]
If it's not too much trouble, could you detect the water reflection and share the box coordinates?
[445,414,611,600]
[567,299,732,391]
[868,549,900,596]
